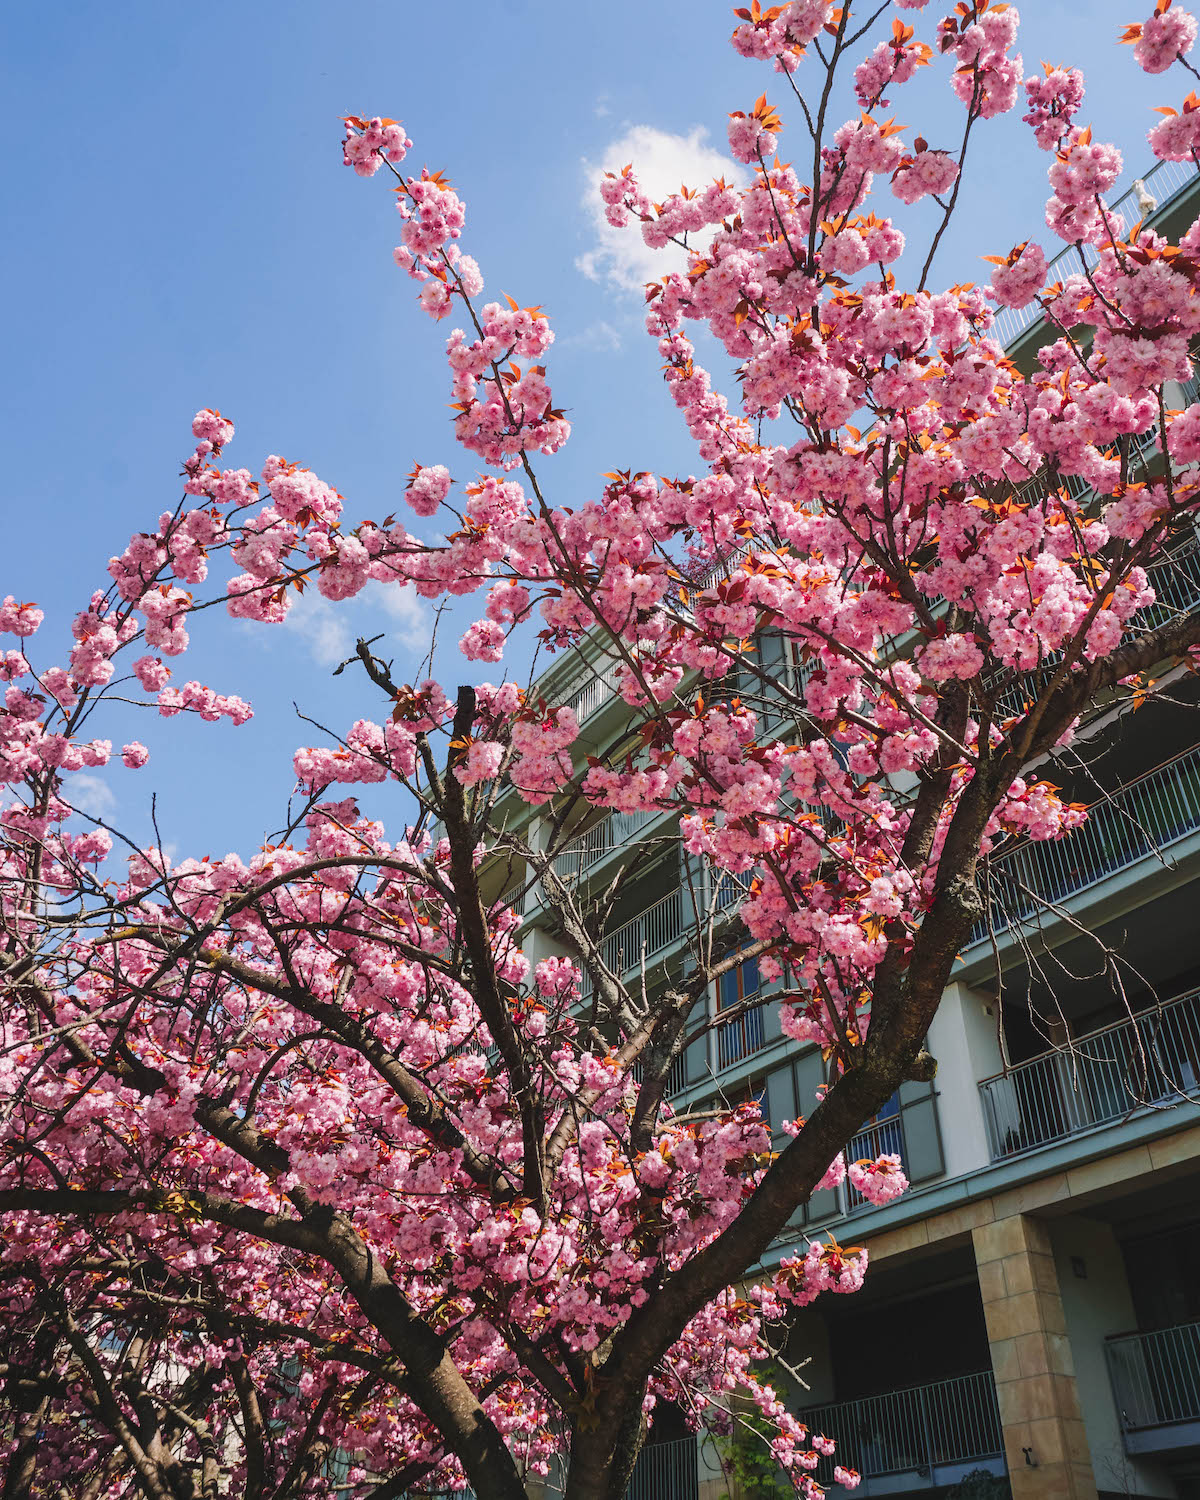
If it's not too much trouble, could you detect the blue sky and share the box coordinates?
[0,0,1184,860]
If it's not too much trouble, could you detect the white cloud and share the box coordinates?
[282,580,431,670]
[560,318,626,353]
[66,773,117,821]
[370,580,430,654]
[577,124,747,292]
[282,589,352,669]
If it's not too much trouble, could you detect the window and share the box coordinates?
[844,1092,905,1211]
[717,954,765,1068]
[768,1064,943,1226]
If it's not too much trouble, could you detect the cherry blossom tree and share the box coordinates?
[5,1,1200,1496]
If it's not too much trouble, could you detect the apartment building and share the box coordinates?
[482,158,1200,1500]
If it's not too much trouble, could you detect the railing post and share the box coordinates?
[917,1381,934,1477]
[1056,1049,1089,1136]
[980,1079,1000,1160]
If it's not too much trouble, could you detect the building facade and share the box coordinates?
[482,160,1200,1500]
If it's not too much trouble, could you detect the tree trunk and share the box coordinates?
[562,1408,646,1500]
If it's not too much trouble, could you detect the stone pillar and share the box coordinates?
[972,1215,1098,1500]
[696,1430,726,1500]
[1050,1217,1178,1498]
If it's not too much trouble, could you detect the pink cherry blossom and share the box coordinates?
[989,240,1048,308]
[1127,0,1197,72]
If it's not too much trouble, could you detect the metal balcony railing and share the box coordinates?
[495,813,664,923]
[686,544,750,594]
[401,1492,476,1500]
[843,1112,907,1212]
[579,871,751,1001]
[971,742,1200,948]
[990,158,1200,349]
[497,879,525,911]
[626,1436,699,1500]
[979,987,1200,1160]
[988,528,1200,725]
[551,808,659,883]
[800,1371,1004,1488]
[1108,1321,1200,1445]
[563,658,625,724]
[410,1436,700,1500]
[1138,529,1200,632]
[716,1003,766,1068]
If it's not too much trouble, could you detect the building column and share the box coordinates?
[696,1431,725,1500]
[524,814,549,918]
[520,816,564,968]
[972,1215,1098,1500]
[926,981,1005,1179]
[1050,1216,1177,1498]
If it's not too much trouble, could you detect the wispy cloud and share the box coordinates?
[281,581,431,670]
[577,124,747,292]
[65,773,117,820]
[281,590,353,669]
[370,580,430,653]
[559,318,626,354]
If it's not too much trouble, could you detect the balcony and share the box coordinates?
[1136,526,1200,632]
[970,742,1200,950]
[1107,1320,1200,1456]
[716,1004,766,1069]
[562,657,625,725]
[684,543,750,594]
[796,1093,943,1224]
[799,1370,1005,1494]
[978,987,1200,1161]
[991,157,1200,349]
[496,878,525,912]
[579,871,750,1001]
[492,811,664,921]
[550,808,659,884]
